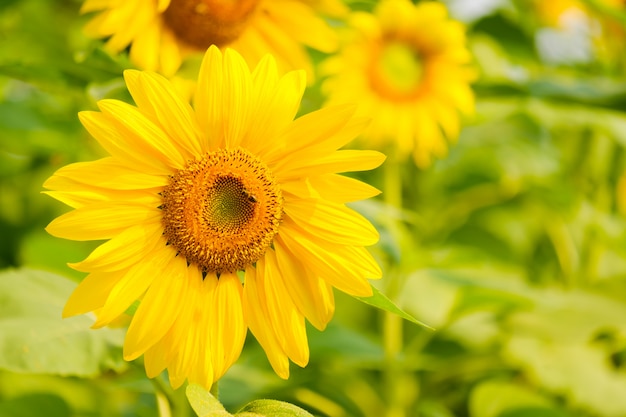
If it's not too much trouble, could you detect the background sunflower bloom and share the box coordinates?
[44,46,384,389]
[321,0,476,168]
[81,0,339,79]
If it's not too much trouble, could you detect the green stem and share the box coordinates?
[382,148,407,417]
[151,375,193,417]
[383,148,402,214]
[156,389,173,417]
[152,376,175,417]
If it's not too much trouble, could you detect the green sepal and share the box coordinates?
[186,384,232,417]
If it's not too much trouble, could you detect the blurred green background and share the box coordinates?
[3,0,626,416]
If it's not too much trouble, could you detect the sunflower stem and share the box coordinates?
[382,148,407,417]
[383,147,403,212]
[152,375,176,417]
[150,375,193,417]
[156,388,173,417]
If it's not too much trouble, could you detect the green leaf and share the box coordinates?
[499,408,572,417]
[469,380,552,417]
[0,393,71,417]
[237,399,314,417]
[355,285,433,329]
[0,268,126,376]
[186,384,232,417]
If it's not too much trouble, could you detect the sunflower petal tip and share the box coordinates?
[44,221,57,237]
[122,347,140,362]
[276,367,290,380]
[90,320,105,330]
[123,69,141,83]
[61,304,77,319]
[207,44,220,54]
[77,110,93,122]
[294,69,307,87]
[168,374,186,390]
[67,261,83,272]
[365,151,387,170]
[293,353,310,369]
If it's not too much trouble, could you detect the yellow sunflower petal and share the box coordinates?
[157,0,170,11]
[222,48,253,149]
[63,271,125,318]
[70,221,163,273]
[46,202,160,241]
[279,220,378,297]
[80,0,110,14]
[43,188,158,210]
[209,272,246,379]
[44,158,168,191]
[427,98,461,140]
[279,150,386,181]
[195,45,225,150]
[104,2,151,52]
[230,24,267,68]
[124,70,202,156]
[263,250,309,367]
[274,237,335,330]
[245,62,305,156]
[144,339,168,378]
[78,111,171,175]
[284,198,379,246]
[84,7,128,39]
[243,262,290,379]
[188,269,216,389]
[269,104,358,164]
[158,29,183,77]
[164,268,210,388]
[123,255,190,360]
[263,0,338,53]
[158,267,214,389]
[97,99,187,169]
[161,270,206,362]
[252,12,314,81]
[93,245,170,327]
[129,19,162,72]
[168,323,200,389]
[305,174,381,203]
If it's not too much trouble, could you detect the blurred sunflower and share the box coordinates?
[81,0,340,78]
[534,0,624,28]
[44,46,383,389]
[321,0,475,168]
[533,0,626,67]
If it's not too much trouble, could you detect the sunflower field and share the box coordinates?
[3,0,626,416]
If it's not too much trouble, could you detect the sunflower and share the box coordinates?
[81,0,340,79]
[44,46,383,389]
[533,0,624,29]
[321,0,475,168]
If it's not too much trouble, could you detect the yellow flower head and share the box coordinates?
[534,0,624,29]
[321,0,475,167]
[81,0,339,78]
[44,46,384,389]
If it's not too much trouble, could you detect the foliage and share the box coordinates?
[2,0,626,416]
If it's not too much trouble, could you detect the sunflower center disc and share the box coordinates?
[161,148,283,274]
[163,0,261,48]
[371,41,424,100]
